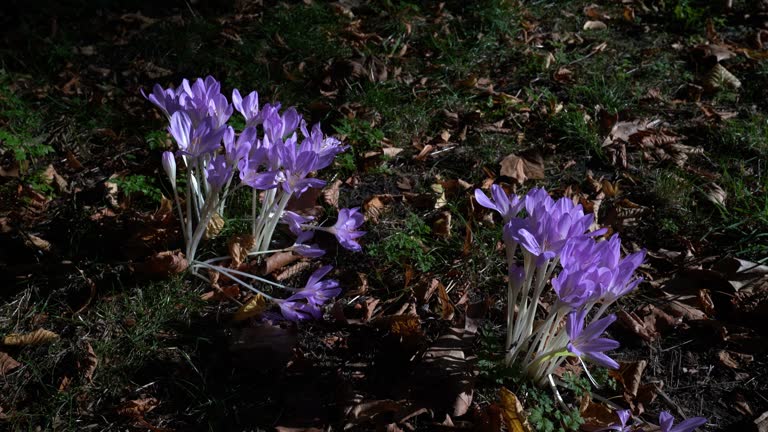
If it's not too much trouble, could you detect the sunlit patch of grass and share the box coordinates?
[550,107,602,160]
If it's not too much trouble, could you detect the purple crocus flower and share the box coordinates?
[327,208,365,252]
[275,135,327,196]
[291,265,340,306]
[169,112,225,158]
[263,106,301,143]
[506,189,596,263]
[552,268,601,309]
[232,89,260,126]
[279,297,320,321]
[566,309,620,369]
[161,151,176,190]
[205,154,232,189]
[298,122,348,170]
[223,126,255,167]
[142,84,183,118]
[474,185,524,222]
[598,410,632,432]
[176,76,230,127]
[601,249,646,303]
[292,233,326,258]
[659,411,707,432]
[281,211,314,236]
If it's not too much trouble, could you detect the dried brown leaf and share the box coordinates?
[432,211,452,239]
[322,179,343,209]
[81,342,98,382]
[436,280,455,321]
[3,329,60,346]
[203,212,225,240]
[706,64,741,91]
[137,250,188,278]
[117,398,160,418]
[228,234,256,268]
[261,251,300,275]
[583,20,607,30]
[499,152,544,184]
[498,387,531,432]
[234,294,268,321]
[0,352,21,376]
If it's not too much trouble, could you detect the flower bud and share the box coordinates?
[162,151,176,191]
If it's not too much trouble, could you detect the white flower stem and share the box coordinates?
[192,261,297,294]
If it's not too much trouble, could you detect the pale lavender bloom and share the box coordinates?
[232,89,260,126]
[223,126,255,167]
[161,151,176,190]
[142,84,183,118]
[566,309,620,369]
[561,235,645,304]
[298,122,348,169]
[288,265,340,308]
[281,211,314,236]
[601,249,646,303]
[276,136,327,196]
[659,411,707,432]
[177,76,227,126]
[327,208,365,252]
[169,112,225,158]
[263,106,301,143]
[474,185,524,222]
[292,234,326,258]
[207,93,233,128]
[552,268,601,309]
[598,410,632,432]
[506,190,595,263]
[279,297,320,321]
[205,154,232,189]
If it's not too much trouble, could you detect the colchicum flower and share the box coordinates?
[326,208,366,252]
[161,151,176,190]
[659,411,707,432]
[145,75,360,322]
[598,410,632,432]
[566,309,620,369]
[474,184,524,222]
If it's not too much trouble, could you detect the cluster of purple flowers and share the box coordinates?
[475,186,646,381]
[478,186,707,429]
[601,409,707,432]
[145,76,365,321]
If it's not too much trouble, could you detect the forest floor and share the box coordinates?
[1,0,767,431]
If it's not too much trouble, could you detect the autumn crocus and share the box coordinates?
[162,151,176,191]
[565,309,620,369]
[599,410,632,432]
[659,411,707,432]
[146,76,356,322]
[325,208,366,252]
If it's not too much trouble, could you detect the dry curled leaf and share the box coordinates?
[137,250,188,278]
[80,342,98,382]
[3,329,60,346]
[583,20,607,30]
[228,234,256,268]
[261,251,300,275]
[499,152,544,184]
[117,398,160,418]
[436,280,455,320]
[0,352,21,376]
[498,387,531,432]
[234,294,268,321]
[204,212,226,240]
[706,64,741,91]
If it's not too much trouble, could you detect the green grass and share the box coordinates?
[369,211,437,272]
[0,71,52,172]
